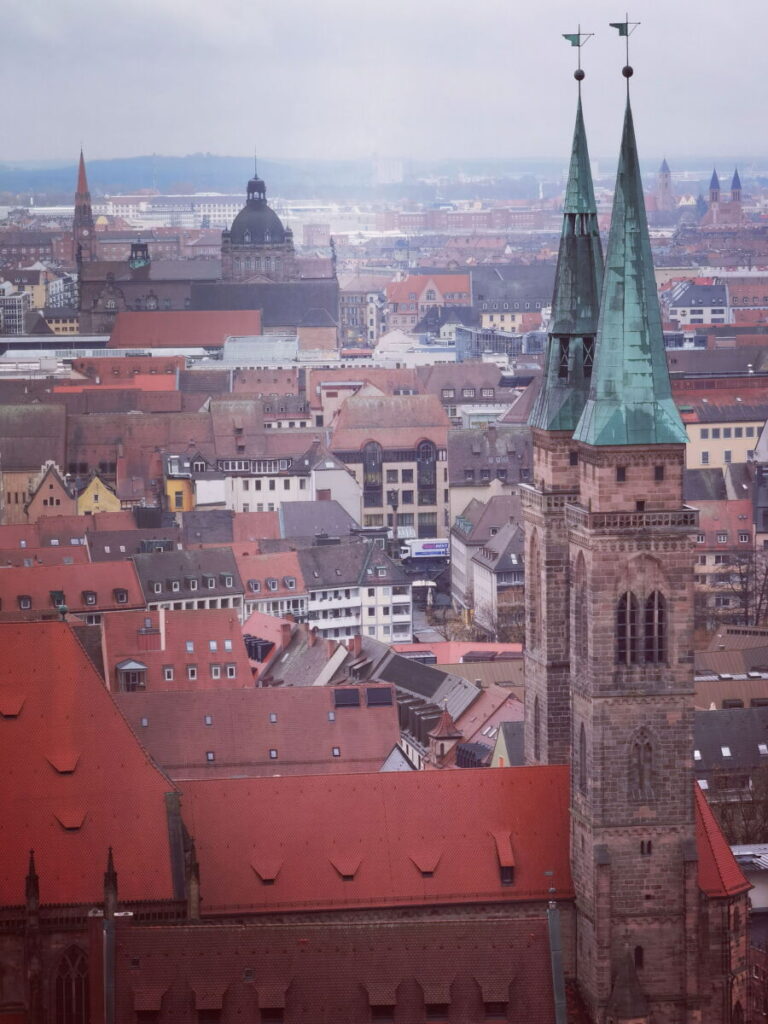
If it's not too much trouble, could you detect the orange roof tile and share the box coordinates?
[0,622,176,905]
[109,310,263,349]
[0,560,143,618]
[695,784,751,897]
[180,766,573,915]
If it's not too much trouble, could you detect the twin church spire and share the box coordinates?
[533,28,687,448]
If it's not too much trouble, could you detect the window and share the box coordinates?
[700,428,709,439]
[269,712,278,723]
[722,746,732,757]
[211,664,221,679]
[711,428,721,439]
[209,640,218,652]
[617,592,639,665]
[226,664,237,678]
[739,532,750,543]
[616,466,626,483]
[187,665,198,681]
[701,451,709,465]
[269,749,278,759]
[332,747,341,757]
[696,534,705,543]
[644,591,666,664]
[717,533,728,543]
[206,751,215,762]
[723,427,732,439]
[55,948,89,1024]
[654,465,664,481]
[724,450,732,464]
[164,666,174,682]
[186,641,194,653]
[171,580,180,593]
[224,639,233,651]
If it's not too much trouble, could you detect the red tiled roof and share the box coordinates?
[102,608,251,691]
[331,393,450,451]
[179,766,573,915]
[235,549,305,598]
[386,274,471,304]
[0,621,176,906]
[108,310,263,349]
[111,917,557,1024]
[231,513,281,544]
[114,683,400,780]
[0,560,143,618]
[0,545,90,567]
[695,784,751,897]
[53,375,177,393]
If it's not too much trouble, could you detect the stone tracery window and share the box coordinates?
[644,591,666,664]
[616,592,639,665]
[55,947,89,1024]
[629,728,654,801]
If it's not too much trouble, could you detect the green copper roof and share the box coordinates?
[529,96,604,432]
[572,100,687,447]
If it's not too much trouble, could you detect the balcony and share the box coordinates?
[565,503,699,533]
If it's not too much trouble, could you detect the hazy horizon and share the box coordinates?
[4,0,766,164]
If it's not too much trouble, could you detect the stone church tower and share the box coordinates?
[525,68,710,1022]
[73,149,95,264]
[524,81,603,766]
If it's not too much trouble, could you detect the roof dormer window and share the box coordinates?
[18,595,32,610]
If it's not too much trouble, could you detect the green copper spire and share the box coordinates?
[529,94,604,432]
[572,100,687,447]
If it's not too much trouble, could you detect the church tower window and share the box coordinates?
[634,945,644,970]
[629,729,654,801]
[578,723,587,793]
[616,592,639,665]
[644,591,666,664]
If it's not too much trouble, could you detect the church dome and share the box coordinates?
[228,175,287,246]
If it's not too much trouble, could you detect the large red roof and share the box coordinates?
[179,766,573,915]
[0,560,143,618]
[695,784,751,898]
[0,622,176,906]
[108,310,263,349]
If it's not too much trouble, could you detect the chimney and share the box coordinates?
[349,634,362,657]
[475,676,488,690]
[158,606,166,650]
[280,621,292,649]
[325,637,336,660]
[486,424,497,447]
[103,847,118,920]
[308,626,318,648]
[186,839,201,921]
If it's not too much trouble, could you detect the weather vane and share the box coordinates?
[562,26,593,89]
[610,15,641,88]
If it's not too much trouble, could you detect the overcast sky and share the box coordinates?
[3,0,765,165]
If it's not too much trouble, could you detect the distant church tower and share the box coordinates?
[73,149,95,264]
[656,157,674,212]
[523,76,603,766]
[221,168,296,282]
[709,167,720,205]
[524,61,707,1021]
[731,167,742,203]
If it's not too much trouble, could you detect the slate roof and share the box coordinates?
[297,541,408,590]
[470,264,555,306]
[279,499,358,540]
[131,548,243,603]
[448,424,531,486]
[181,510,235,546]
[0,621,177,906]
[684,468,727,502]
[669,283,727,308]
[192,280,340,328]
[115,684,400,779]
[80,259,220,283]
[693,706,768,782]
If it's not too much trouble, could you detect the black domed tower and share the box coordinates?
[221,169,296,282]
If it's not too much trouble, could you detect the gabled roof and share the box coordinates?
[331,393,450,451]
[179,766,573,914]
[695,784,751,897]
[0,560,143,617]
[0,622,177,906]
[115,684,400,779]
[297,542,407,590]
[573,101,687,447]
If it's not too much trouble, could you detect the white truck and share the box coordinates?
[399,538,449,561]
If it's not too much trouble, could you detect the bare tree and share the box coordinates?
[709,762,768,845]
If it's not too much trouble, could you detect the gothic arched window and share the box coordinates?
[573,553,587,664]
[529,532,541,650]
[578,723,587,793]
[55,947,89,1024]
[533,696,541,761]
[616,592,639,666]
[644,590,666,664]
[629,729,654,801]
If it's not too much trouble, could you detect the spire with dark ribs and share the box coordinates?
[573,99,687,447]
[529,92,604,432]
[73,149,95,262]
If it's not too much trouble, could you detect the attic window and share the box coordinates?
[366,688,393,707]
[114,589,128,604]
[249,579,261,592]
[83,591,97,605]
[693,749,701,761]
[334,689,360,708]
[269,749,278,759]
[140,717,149,728]
[50,590,65,607]
[18,595,32,610]
[206,751,215,762]
[759,743,768,756]
[721,746,732,757]
[332,747,341,757]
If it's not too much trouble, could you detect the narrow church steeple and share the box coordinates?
[529,82,603,432]
[732,167,742,202]
[709,167,720,203]
[572,98,687,447]
[73,149,95,263]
